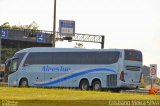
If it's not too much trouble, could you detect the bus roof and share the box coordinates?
[16,47,126,53]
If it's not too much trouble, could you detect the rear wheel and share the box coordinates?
[79,80,89,90]
[92,80,101,90]
[19,78,28,87]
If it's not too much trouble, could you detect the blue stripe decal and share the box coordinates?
[33,68,115,86]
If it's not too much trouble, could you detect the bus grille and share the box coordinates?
[126,66,140,71]
[107,74,117,87]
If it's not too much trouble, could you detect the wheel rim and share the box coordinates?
[94,83,100,90]
[21,81,27,87]
[82,84,88,90]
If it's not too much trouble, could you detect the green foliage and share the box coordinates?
[11,25,26,30]
[142,76,160,87]
[155,78,160,85]
[141,65,160,86]
[0,87,160,100]
[0,87,160,106]
[140,77,146,88]
[26,21,39,30]
[0,21,39,30]
[0,22,10,28]
[0,21,39,63]
[1,48,18,63]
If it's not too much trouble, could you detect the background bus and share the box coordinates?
[5,47,143,90]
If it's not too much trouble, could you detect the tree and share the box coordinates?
[0,21,39,63]
[140,74,146,88]
[0,21,39,30]
[11,25,25,29]
[0,22,10,28]
[26,21,39,30]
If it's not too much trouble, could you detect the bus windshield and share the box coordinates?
[6,52,26,72]
[4,52,26,81]
[125,50,142,61]
[9,58,19,73]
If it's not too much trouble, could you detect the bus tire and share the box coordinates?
[92,80,101,90]
[19,78,28,87]
[79,79,89,90]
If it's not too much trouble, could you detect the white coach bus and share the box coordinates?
[5,47,143,90]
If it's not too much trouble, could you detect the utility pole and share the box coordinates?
[52,0,56,47]
[101,36,105,49]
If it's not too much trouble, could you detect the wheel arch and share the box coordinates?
[91,78,101,86]
[79,78,89,87]
[19,77,28,86]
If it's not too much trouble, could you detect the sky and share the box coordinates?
[0,0,160,77]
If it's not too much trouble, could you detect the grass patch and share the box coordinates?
[0,87,159,106]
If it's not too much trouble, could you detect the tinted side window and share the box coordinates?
[66,52,120,64]
[24,52,54,65]
[24,51,120,65]
[66,52,89,64]
[95,52,120,64]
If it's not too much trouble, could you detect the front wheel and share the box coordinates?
[19,78,28,87]
[79,80,89,90]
